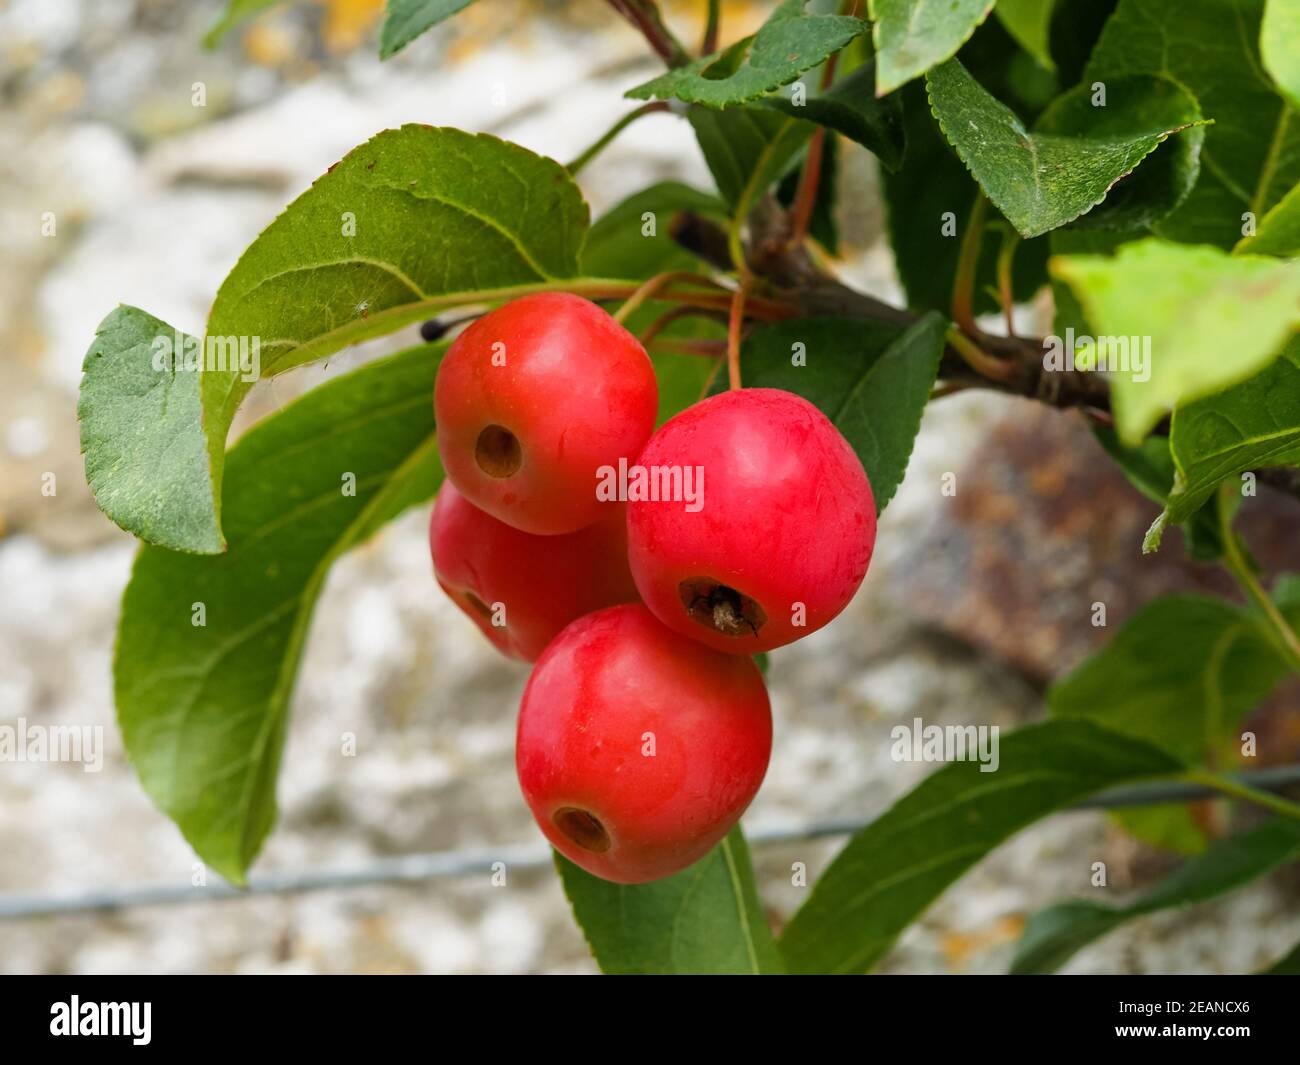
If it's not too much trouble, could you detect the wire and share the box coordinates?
[2,766,1299,920]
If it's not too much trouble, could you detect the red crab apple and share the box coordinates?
[428,481,638,662]
[627,387,875,655]
[516,603,772,884]
[434,292,658,535]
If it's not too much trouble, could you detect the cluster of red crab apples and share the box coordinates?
[430,293,877,883]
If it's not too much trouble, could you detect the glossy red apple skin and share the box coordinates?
[626,387,876,655]
[516,604,772,884]
[434,292,658,535]
[428,481,638,662]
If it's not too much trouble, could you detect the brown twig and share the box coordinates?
[613,270,726,324]
[671,206,1109,406]
[787,0,859,247]
[947,328,1018,383]
[698,353,726,401]
[951,191,987,336]
[664,210,1300,508]
[701,0,720,54]
[997,227,1020,338]
[727,285,747,389]
[639,305,729,346]
[787,131,828,248]
[606,0,689,66]
[649,338,727,357]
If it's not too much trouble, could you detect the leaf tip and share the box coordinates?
[1142,511,1168,554]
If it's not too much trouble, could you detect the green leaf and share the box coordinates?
[764,60,906,172]
[114,342,444,883]
[208,125,585,370]
[204,0,284,48]
[1263,0,1300,112]
[379,0,476,59]
[1092,427,1222,560]
[1035,77,1206,234]
[995,0,1056,71]
[778,720,1182,974]
[1051,239,1300,445]
[1262,938,1300,973]
[78,307,223,554]
[558,826,783,974]
[626,1,867,109]
[1087,0,1300,248]
[687,105,814,210]
[926,60,1205,239]
[82,126,584,554]
[870,0,995,96]
[883,83,1049,315]
[1160,337,1300,536]
[1012,819,1300,973]
[1048,586,1300,763]
[715,313,946,513]
[1236,181,1300,258]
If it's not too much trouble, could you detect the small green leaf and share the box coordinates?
[884,83,1048,315]
[926,60,1205,239]
[379,0,476,58]
[558,826,782,974]
[870,0,995,95]
[204,0,284,48]
[1161,337,1300,534]
[995,0,1056,71]
[1051,239,1300,445]
[81,126,585,553]
[78,307,223,554]
[1262,0,1300,111]
[687,105,814,210]
[1236,181,1300,258]
[1048,584,1300,763]
[626,1,866,109]
[1087,0,1300,248]
[764,60,906,171]
[1012,819,1300,973]
[778,721,1182,974]
[115,342,444,883]
[716,313,946,513]
[1092,427,1222,560]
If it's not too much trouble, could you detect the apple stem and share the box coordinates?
[727,284,747,390]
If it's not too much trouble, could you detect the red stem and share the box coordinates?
[727,285,747,390]
[787,0,860,245]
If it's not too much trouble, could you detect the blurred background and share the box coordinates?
[1,0,1298,974]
